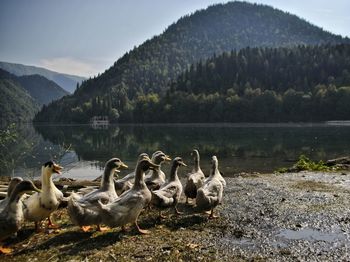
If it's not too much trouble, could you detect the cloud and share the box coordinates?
[39,57,101,77]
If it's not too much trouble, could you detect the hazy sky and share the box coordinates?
[0,0,349,77]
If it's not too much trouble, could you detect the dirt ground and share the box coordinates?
[2,171,350,261]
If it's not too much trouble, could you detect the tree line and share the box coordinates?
[35,44,350,123]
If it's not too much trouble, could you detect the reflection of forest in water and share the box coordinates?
[3,124,350,177]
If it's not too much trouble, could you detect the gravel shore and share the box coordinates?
[2,171,350,261]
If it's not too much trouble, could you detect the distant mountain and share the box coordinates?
[17,74,68,106]
[0,61,86,93]
[0,69,39,125]
[34,1,350,123]
[0,69,69,125]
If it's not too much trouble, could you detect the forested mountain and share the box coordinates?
[157,44,350,122]
[0,61,86,93]
[0,69,40,125]
[17,75,68,106]
[0,69,69,125]
[34,2,350,123]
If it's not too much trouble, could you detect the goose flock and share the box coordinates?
[0,149,226,254]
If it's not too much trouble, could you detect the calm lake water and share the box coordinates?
[2,123,350,180]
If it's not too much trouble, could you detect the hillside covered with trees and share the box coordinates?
[34,2,350,123]
[0,69,40,124]
[17,74,68,106]
[148,44,350,122]
[0,61,86,93]
[0,69,68,125]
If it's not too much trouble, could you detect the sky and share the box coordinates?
[0,0,349,77]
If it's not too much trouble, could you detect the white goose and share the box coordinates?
[114,153,149,195]
[23,161,64,231]
[184,149,205,204]
[68,158,128,231]
[151,157,187,219]
[196,156,225,218]
[97,156,159,234]
[144,151,171,190]
[0,177,23,213]
[0,180,40,254]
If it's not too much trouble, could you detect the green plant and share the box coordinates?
[277,154,339,173]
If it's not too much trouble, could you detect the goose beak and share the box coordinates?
[53,164,63,174]
[165,155,172,161]
[180,161,187,167]
[120,162,128,169]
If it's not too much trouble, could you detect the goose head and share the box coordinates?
[191,149,201,163]
[7,177,23,196]
[151,150,163,161]
[173,157,187,167]
[42,161,63,177]
[211,156,219,174]
[105,158,128,175]
[191,149,200,158]
[138,153,149,161]
[138,156,160,172]
[153,152,172,165]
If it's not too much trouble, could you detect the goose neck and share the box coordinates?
[169,164,179,181]
[41,170,54,191]
[133,166,146,189]
[101,167,116,191]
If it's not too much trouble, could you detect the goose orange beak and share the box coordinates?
[53,163,63,174]
[120,162,128,169]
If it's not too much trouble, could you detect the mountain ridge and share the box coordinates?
[34,1,350,123]
[0,68,69,125]
[0,61,86,93]
[0,69,40,125]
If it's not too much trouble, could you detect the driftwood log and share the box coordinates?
[326,156,350,167]
[0,177,100,200]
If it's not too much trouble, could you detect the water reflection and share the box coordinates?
[1,123,350,179]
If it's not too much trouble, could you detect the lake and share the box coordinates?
[1,123,350,180]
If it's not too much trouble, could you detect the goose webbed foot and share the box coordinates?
[0,245,12,254]
[81,226,92,232]
[158,211,167,219]
[97,225,110,232]
[135,221,150,235]
[175,206,183,215]
[35,221,44,233]
[47,216,60,229]
[208,209,219,219]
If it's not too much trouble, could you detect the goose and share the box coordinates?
[0,177,23,213]
[67,158,128,231]
[184,149,205,204]
[196,156,225,218]
[23,161,64,231]
[97,156,159,234]
[151,157,187,219]
[145,151,171,190]
[0,180,40,254]
[114,153,149,195]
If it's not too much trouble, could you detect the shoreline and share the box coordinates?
[1,171,349,261]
